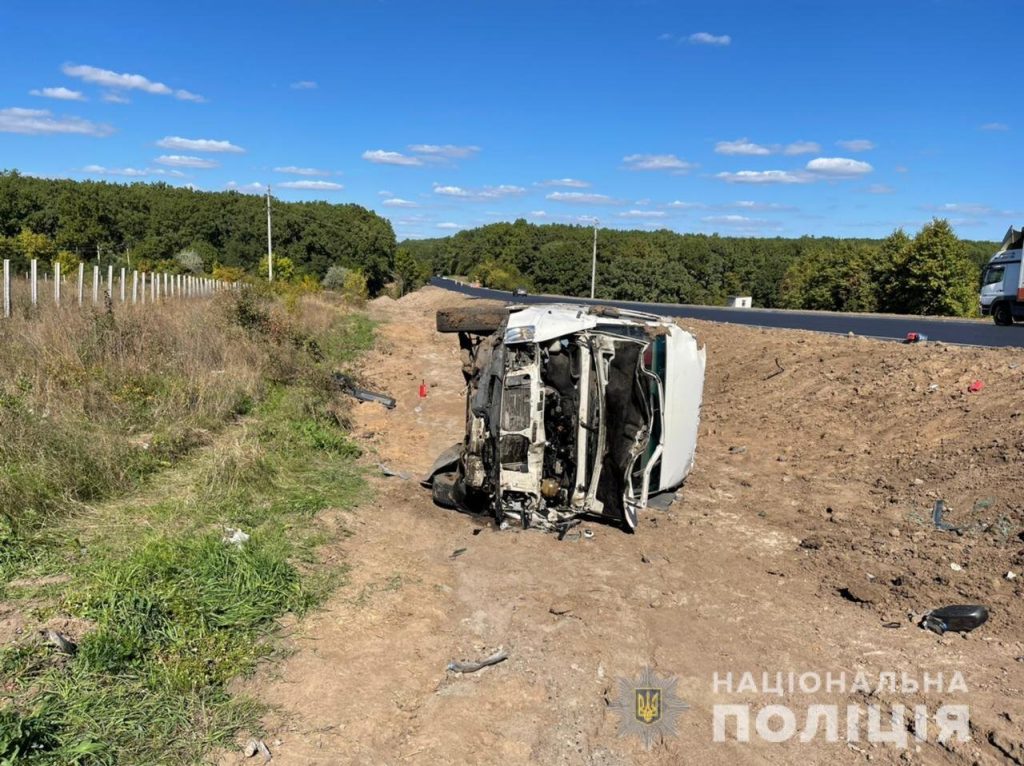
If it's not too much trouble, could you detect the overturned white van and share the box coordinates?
[426,303,706,532]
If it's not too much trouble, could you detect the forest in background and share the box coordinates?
[400,219,999,316]
[0,172,1000,315]
[0,171,397,295]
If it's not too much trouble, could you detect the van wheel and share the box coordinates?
[993,302,1013,326]
[431,471,462,509]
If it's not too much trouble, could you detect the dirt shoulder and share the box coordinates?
[230,287,1024,766]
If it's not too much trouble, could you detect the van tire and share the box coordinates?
[993,302,1013,326]
[431,471,462,509]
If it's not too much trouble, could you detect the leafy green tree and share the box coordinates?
[341,269,369,304]
[900,219,977,316]
[175,248,204,274]
[322,265,348,290]
[873,228,912,312]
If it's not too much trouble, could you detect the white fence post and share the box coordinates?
[30,259,37,307]
[92,265,99,304]
[2,259,9,318]
[107,265,113,301]
[151,271,156,302]
[77,262,84,305]
[141,272,147,305]
[120,267,126,302]
[132,270,138,304]
[54,262,61,306]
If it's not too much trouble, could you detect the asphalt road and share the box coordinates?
[429,277,1024,349]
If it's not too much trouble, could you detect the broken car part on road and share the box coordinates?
[424,304,706,532]
[920,604,990,635]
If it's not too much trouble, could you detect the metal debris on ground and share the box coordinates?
[905,332,928,343]
[967,380,985,393]
[223,527,250,547]
[43,630,77,655]
[378,463,411,480]
[555,519,581,541]
[932,500,960,533]
[447,649,509,673]
[729,445,747,454]
[920,605,989,635]
[450,547,467,559]
[330,372,396,409]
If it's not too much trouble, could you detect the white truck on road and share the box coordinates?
[980,226,1024,325]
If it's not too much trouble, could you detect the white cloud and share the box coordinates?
[836,139,876,152]
[361,149,423,166]
[432,183,525,200]
[530,210,548,217]
[381,197,418,207]
[622,153,695,172]
[806,156,873,176]
[866,184,894,194]
[689,32,731,45]
[290,81,318,90]
[715,138,771,156]
[279,180,344,191]
[155,154,218,168]
[30,87,85,101]
[174,89,205,103]
[716,169,808,184]
[729,200,796,211]
[665,200,707,209]
[783,140,820,155]
[437,222,461,230]
[82,164,185,178]
[102,92,130,104]
[156,136,244,153]
[546,191,620,204]
[928,202,993,217]
[408,143,480,159]
[980,122,1009,131]
[537,178,590,188]
[702,214,767,227]
[225,181,265,194]
[62,63,204,101]
[0,107,113,137]
[433,184,470,197]
[82,164,150,177]
[618,210,666,219]
[273,165,330,176]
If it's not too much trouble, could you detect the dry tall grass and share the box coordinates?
[0,291,335,536]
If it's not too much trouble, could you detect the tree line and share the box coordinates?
[0,171,398,294]
[399,218,997,316]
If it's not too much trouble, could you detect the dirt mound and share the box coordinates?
[236,292,1024,766]
[685,320,1024,636]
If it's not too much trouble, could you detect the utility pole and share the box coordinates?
[590,220,598,299]
[266,185,274,282]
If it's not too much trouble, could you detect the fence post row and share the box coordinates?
[0,263,228,319]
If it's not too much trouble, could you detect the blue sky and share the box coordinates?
[0,0,1019,241]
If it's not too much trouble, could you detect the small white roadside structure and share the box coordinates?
[727,295,752,308]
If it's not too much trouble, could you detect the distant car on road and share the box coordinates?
[425,303,706,531]
[512,286,528,297]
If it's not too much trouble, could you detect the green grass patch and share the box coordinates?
[0,308,375,765]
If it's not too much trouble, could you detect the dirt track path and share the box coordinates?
[227,289,1022,766]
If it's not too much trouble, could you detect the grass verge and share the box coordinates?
[0,292,375,765]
